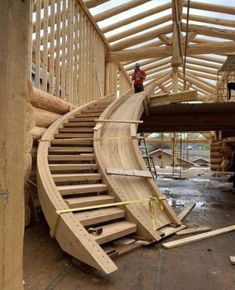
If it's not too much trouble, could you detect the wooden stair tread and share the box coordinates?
[82,106,106,115]
[75,207,125,227]
[52,173,101,182]
[59,128,94,133]
[54,133,93,139]
[57,183,107,195]
[64,122,95,127]
[93,221,137,245]
[51,139,93,145]
[49,164,98,172]
[69,117,97,122]
[48,154,95,162]
[75,113,100,118]
[65,195,115,208]
[49,147,93,153]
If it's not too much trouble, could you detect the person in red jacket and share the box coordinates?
[132,63,146,93]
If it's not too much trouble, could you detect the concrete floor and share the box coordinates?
[24,169,235,290]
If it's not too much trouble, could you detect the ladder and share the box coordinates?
[139,132,157,180]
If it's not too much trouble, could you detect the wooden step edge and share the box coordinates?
[52,173,102,182]
[77,208,125,227]
[65,195,115,208]
[57,184,107,195]
[93,221,137,245]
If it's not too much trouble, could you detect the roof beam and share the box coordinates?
[179,68,217,81]
[101,2,171,33]
[184,1,235,16]
[181,23,235,41]
[158,34,172,46]
[94,0,150,22]
[110,24,172,51]
[127,57,171,74]
[109,41,235,62]
[84,0,110,9]
[191,55,225,64]
[179,72,215,94]
[107,14,172,43]
[184,64,217,75]
[187,58,221,69]
[182,13,235,28]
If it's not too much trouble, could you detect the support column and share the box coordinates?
[0,1,29,289]
[105,62,118,97]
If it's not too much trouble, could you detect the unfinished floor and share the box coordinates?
[24,169,235,290]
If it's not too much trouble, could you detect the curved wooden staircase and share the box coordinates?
[37,90,181,274]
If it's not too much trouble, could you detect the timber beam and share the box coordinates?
[108,42,235,62]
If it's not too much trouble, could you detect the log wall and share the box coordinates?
[210,139,233,171]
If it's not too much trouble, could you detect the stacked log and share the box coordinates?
[210,140,223,171]
[24,84,76,226]
[210,139,234,172]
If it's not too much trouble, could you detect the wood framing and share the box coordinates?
[0,1,29,289]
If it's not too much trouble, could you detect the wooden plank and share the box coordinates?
[48,0,55,94]
[55,0,61,97]
[96,119,143,124]
[75,208,125,226]
[64,121,95,127]
[49,163,97,172]
[162,225,235,249]
[49,147,93,153]
[159,225,187,238]
[106,168,152,178]
[35,0,41,88]
[230,256,235,265]
[65,195,115,208]
[178,202,196,221]
[48,154,95,162]
[59,127,94,132]
[0,0,29,288]
[176,226,211,236]
[42,0,49,91]
[51,139,93,146]
[54,133,94,139]
[93,221,137,245]
[57,184,107,195]
[52,173,101,182]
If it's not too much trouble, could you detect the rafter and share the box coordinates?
[181,23,235,41]
[182,13,235,29]
[158,34,172,46]
[107,14,172,43]
[109,41,235,62]
[94,0,150,22]
[84,0,110,9]
[101,2,171,33]
[110,24,172,51]
[186,57,221,69]
[184,1,235,16]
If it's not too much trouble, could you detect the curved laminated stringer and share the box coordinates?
[94,87,181,241]
[37,95,121,274]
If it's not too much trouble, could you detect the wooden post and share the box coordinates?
[0,1,29,289]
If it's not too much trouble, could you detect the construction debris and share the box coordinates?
[162,225,235,249]
[176,226,211,236]
[178,202,196,221]
[230,256,235,265]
